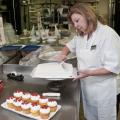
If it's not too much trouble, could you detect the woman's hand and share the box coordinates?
[53,53,67,62]
[73,67,112,81]
[52,46,70,62]
[73,69,90,80]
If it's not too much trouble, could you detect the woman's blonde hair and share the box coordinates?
[68,3,105,36]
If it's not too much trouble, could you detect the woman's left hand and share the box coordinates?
[73,67,112,81]
[73,69,90,80]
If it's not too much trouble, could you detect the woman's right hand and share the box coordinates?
[53,53,67,62]
[53,46,69,62]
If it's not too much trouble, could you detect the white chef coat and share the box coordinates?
[117,74,120,94]
[66,22,120,120]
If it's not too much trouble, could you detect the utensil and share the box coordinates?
[42,92,60,97]
[60,61,66,70]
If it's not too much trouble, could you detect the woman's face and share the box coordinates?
[71,13,88,34]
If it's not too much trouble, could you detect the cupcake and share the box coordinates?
[21,101,31,114]
[47,99,57,112]
[30,102,40,117]
[13,98,23,111]
[40,106,50,119]
[30,93,40,103]
[22,92,31,102]
[6,96,15,109]
[39,96,48,107]
[13,90,23,99]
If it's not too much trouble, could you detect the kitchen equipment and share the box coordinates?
[7,72,24,81]
[31,62,77,91]
[0,45,22,57]
[47,81,65,91]
[42,92,60,97]
[38,50,77,92]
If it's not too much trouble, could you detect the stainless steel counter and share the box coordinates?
[0,52,22,65]
[0,64,80,120]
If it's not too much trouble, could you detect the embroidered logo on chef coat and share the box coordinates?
[91,45,97,50]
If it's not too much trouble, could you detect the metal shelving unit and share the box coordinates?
[20,0,99,31]
[20,0,60,30]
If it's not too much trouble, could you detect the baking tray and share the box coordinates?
[20,45,41,52]
[0,45,22,51]
[31,62,77,80]
[1,102,61,120]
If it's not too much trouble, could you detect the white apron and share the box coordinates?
[77,48,116,120]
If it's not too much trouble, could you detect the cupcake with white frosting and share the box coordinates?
[47,99,57,112]
[40,106,50,119]
[6,96,15,109]
[39,96,48,107]
[13,98,23,111]
[30,93,40,103]
[22,92,31,102]
[21,101,31,114]
[13,90,23,99]
[30,102,40,116]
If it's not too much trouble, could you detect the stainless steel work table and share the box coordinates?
[0,64,80,120]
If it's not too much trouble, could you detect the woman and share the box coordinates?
[117,74,120,114]
[56,3,120,120]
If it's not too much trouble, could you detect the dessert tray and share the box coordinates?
[31,62,76,79]
[1,102,61,120]
[1,90,61,120]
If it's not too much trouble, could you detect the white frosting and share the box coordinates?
[6,97,15,103]
[13,100,22,106]
[22,93,31,99]
[21,103,31,109]
[30,105,40,111]
[39,98,48,104]
[31,95,39,101]
[47,101,57,107]
[14,92,23,98]
[40,107,50,114]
